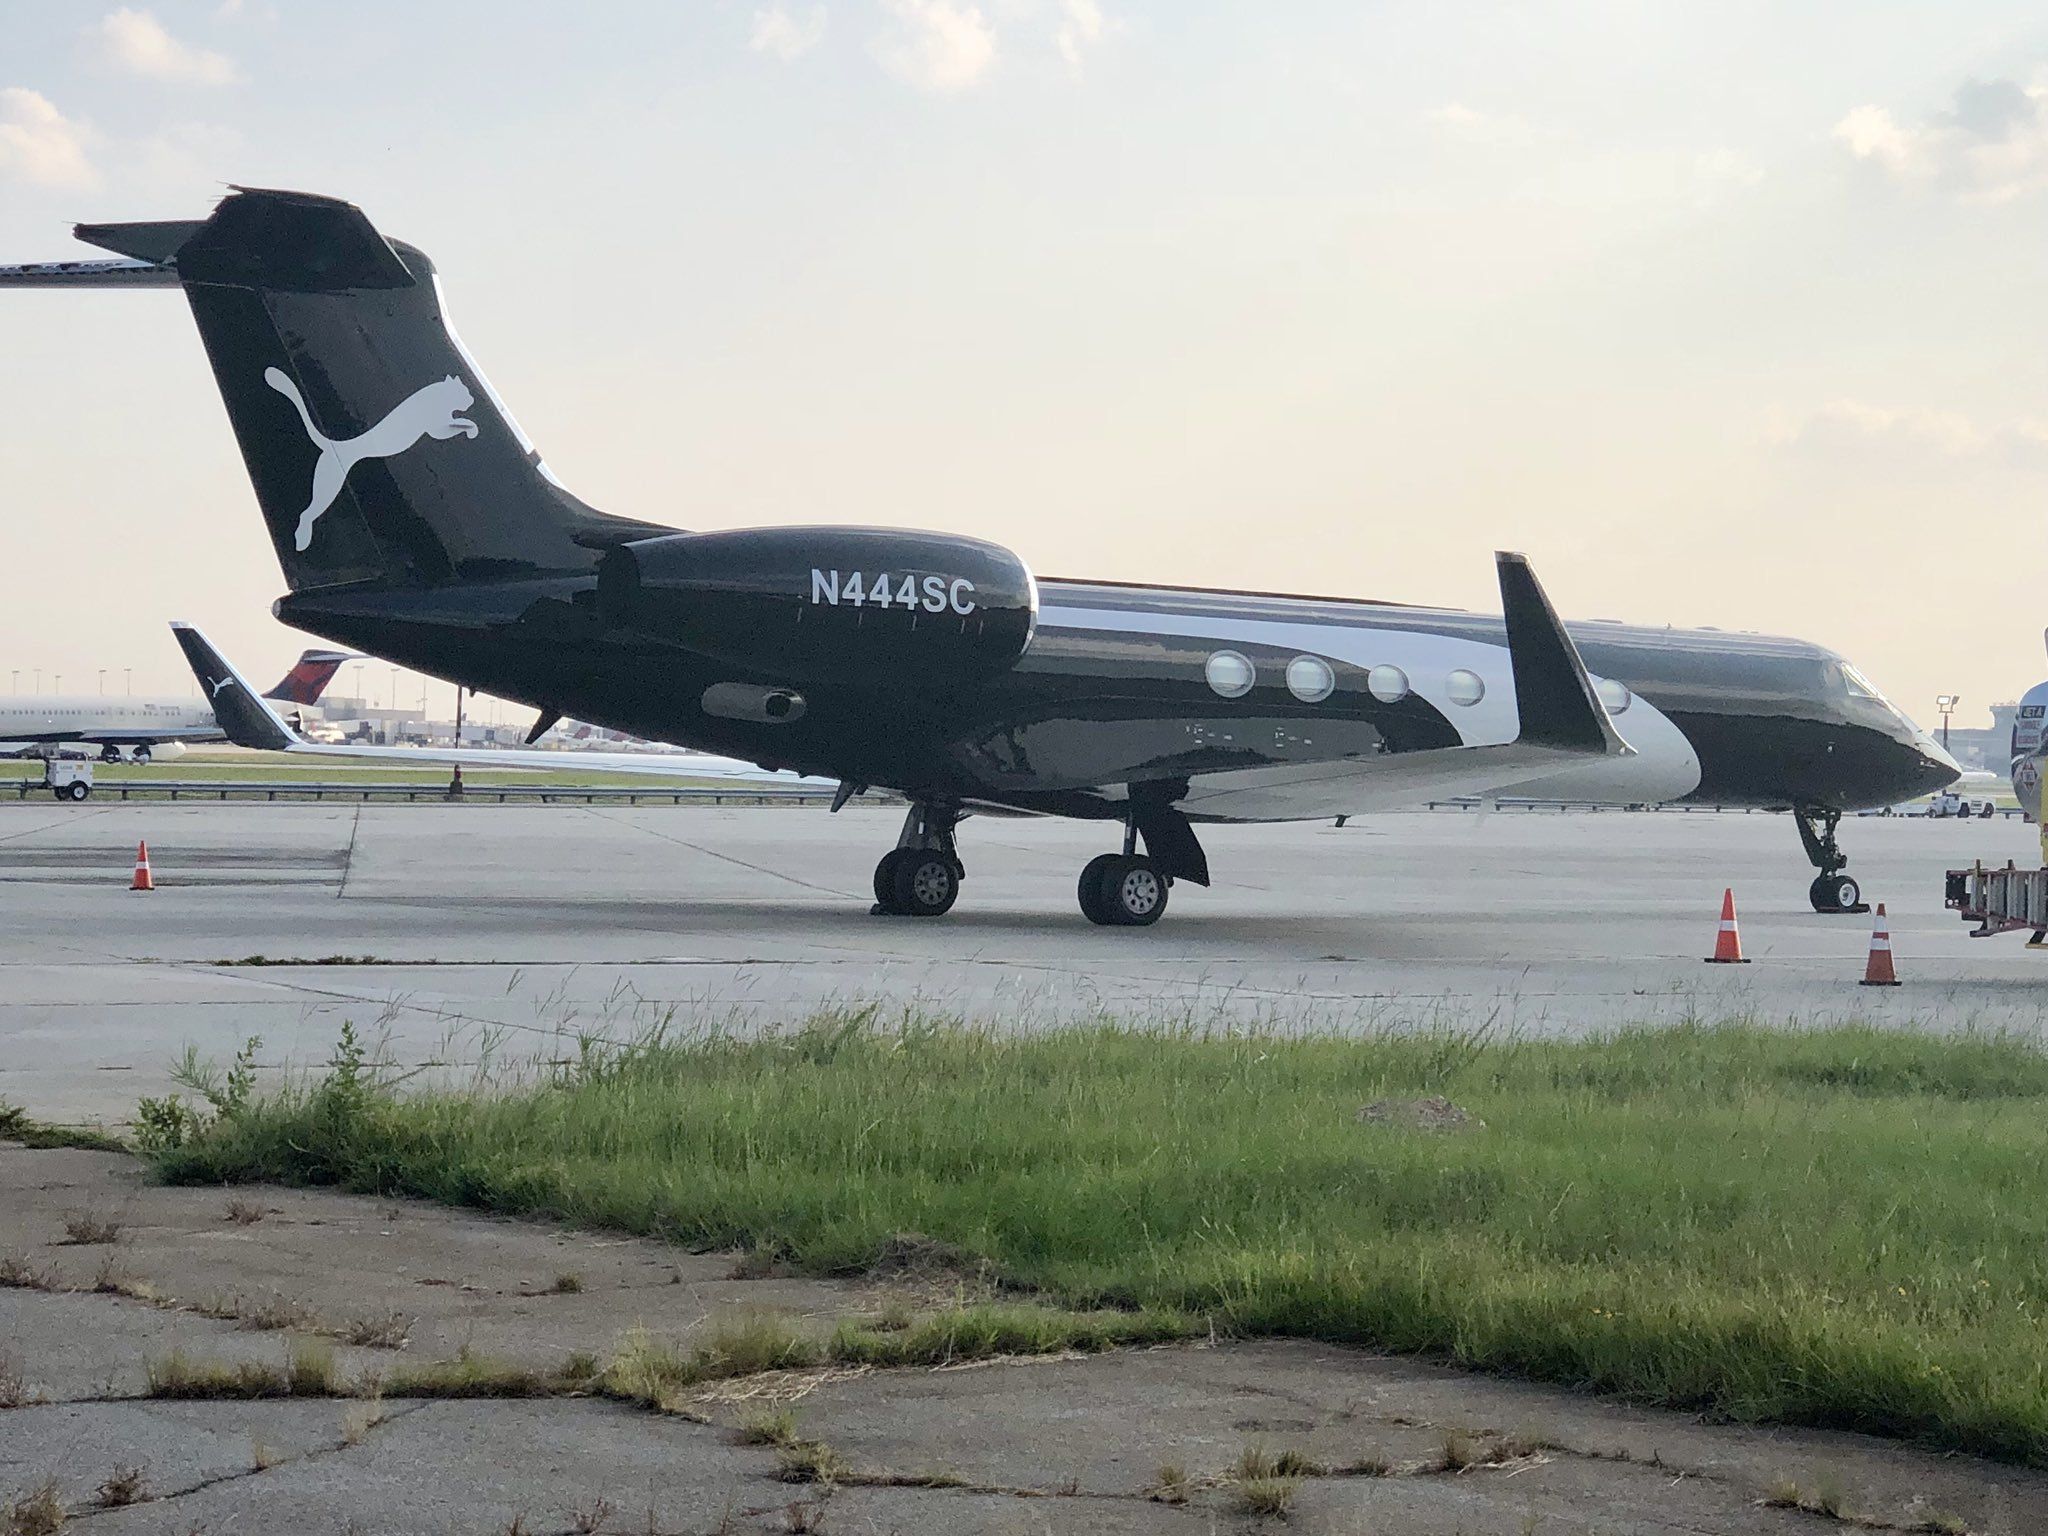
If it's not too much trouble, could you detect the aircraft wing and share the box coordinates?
[1167,552,1634,820]
[169,623,826,786]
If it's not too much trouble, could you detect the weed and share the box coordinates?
[286,1337,339,1395]
[1233,1445,1277,1482]
[5,1482,64,1536]
[1235,1476,1300,1516]
[0,1102,125,1153]
[93,1467,145,1509]
[1435,1429,1477,1472]
[224,1198,265,1225]
[250,1436,280,1470]
[550,1272,584,1295]
[60,1211,121,1246]
[781,1503,826,1535]
[1273,1447,1325,1477]
[735,1407,802,1447]
[146,1338,337,1400]
[0,1254,51,1290]
[384,1349,556,1399]
[1920,1513,1970,1535]
[340,1398,385,1446]
[775,1441,852,1485]
[1762,1478,1803,1508]
[88,1258,149,1299]
[1345,1451,1392,1477]
[0,1352,35,1410]
[342,1311,411,1349]
[1148,1463,1189,1504]
[569,1496,614,1534]
[238,1293,321,1333]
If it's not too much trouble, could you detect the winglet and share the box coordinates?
[1495,552,1632,757]
[169,623,299,752]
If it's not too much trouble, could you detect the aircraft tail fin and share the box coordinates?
[170,623,298,752]
[26,189,670,592]
[261,648,355,705]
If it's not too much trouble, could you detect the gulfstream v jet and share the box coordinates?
[0,189,1956,925]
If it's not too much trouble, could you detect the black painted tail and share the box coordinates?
[74,188,664,591]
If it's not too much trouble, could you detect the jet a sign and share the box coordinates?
[811,569,977,615]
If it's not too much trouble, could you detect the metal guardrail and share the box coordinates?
[12,778,884,807]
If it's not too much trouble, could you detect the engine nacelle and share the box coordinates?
[598,526,1037,687]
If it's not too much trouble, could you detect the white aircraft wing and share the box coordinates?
[1165,552,1636,820]
[170,623,825,787]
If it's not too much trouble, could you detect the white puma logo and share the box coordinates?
[208,676,234,698]
[264,367,478,552]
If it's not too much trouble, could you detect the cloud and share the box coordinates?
[0,88,97,189]
[1054,0,1107,75]
[1771,399,2048,465]
[750,5,826,62]
[876,0,995,93]
[1423,101,1538,147]
[90,8,237,86]
[1834,75,2048,202]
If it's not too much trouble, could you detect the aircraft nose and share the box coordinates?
[1892,714,1961,799]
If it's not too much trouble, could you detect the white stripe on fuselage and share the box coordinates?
[1036,603,1703,805]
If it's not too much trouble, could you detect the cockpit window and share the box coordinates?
[1840,664,1885,702]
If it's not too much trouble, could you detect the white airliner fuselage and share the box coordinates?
[0,695,221,755]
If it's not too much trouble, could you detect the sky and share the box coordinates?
[3,1,2048,728]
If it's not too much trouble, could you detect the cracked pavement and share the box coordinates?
[5,1147,2046,1534]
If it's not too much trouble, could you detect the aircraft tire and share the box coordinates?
[1097,854,1169,927]
[1809,873,1860,914]
[1077,853,1121,925]
[872,849,911,914]
[892,850,960,918]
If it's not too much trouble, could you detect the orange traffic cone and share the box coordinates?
[130,841,154,892]
[1860,902,1900,987]
[1704,887,1749,963]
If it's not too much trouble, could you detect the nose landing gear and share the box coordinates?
[1794,807,1868,914]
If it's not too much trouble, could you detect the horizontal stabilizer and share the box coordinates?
[0,257,178,288]
[1496,551,1631,757]
[75,219,206,264]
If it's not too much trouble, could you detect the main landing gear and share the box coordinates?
[870,802,965,918]
[1077,823,1171,928]
[1793,806,1868,914]
[866,792,1211,926]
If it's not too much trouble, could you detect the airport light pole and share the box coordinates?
[124,669,131,696]
[97,669,105,696]
[1937,694,1959,753]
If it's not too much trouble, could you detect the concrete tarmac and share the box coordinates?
[3,800,2046,1125]
[7,1148,2044,1536]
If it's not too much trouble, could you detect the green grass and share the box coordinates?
[0,1100,129,1154]
[143,1014,2048,1462]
